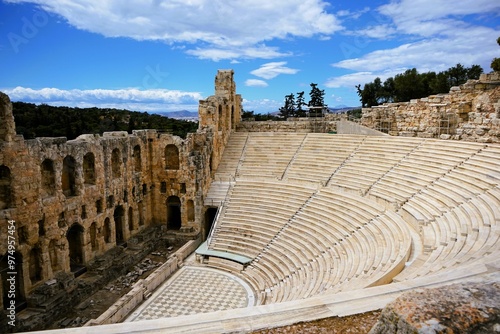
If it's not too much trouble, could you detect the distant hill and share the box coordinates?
[155,110,198,119]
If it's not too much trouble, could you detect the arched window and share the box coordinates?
[0,165,12,209]
[167,196,181,230]
[83,152,96,185]
[62,156,77,197]
[41,159,56,197]
[111,148,121,178]
[165,144,179,170]
[133,145,141,172]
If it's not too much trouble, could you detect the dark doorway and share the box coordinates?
[1,252,26,311]
[114,206,125,245]
[205,207,218,239]
[167,196,181,230]
[67,224,86,277]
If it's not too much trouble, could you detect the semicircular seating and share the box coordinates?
[203,132,500,305]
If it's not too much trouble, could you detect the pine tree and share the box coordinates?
[308,83,326,116]
[279,93,296,119]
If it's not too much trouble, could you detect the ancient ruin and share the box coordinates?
[1,70,500,333]
[0,70,241,332]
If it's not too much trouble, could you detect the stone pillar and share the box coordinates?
[0,92,16,142]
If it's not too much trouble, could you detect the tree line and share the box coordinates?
[356,63,483,108]
[11,102,199,140]
[279,83,326,119]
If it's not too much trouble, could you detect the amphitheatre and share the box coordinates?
[1,69,500,333]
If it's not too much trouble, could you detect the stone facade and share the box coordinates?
[0,69,240,331]
[237,114,339,133]
[361,72,500,142]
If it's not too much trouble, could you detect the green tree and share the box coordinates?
[295,91,306,117]
[279,93,296,119]
[308,83,326,116]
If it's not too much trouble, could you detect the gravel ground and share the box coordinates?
[251,310,381,334]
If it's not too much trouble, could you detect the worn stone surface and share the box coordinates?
[361,72,500,142]
[0,70,240,332]
[369,282,500,334]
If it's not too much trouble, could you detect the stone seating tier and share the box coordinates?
[202,133,500,305]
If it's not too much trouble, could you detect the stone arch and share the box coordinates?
[114,205,125,245]
[111,148,121,178]
[187,199,195,222]
[133,145,141,172]
[128,207,134,231]
[83,152,96,185]
[0,165,12,209]
[62,155,77,197]
[29,246,43,284]
[41,159,56,197]
[48,239,61,273]
[89,222,97,251]
[103,218,111,243]
[167,196,182,230]
[165,144,179,170]
[66,223,84,269]
[218,104,223,131]
[1,252,25,311]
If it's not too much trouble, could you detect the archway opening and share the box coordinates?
[41,159,56,197]
[204,207,218,239]
[83,152,96,185]
[165,144,179,170]
[1,252,26,311]
[114,205,125,245]
[133,145,141,172]
[29,247,42,284]
[62,156,77,197]
[66,224,86,277]
[111,148,121,178]
[167,196,181,230]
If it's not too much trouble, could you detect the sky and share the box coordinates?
[0,0,499,114]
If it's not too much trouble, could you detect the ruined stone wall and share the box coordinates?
[361,72,500,142]
[0,69,238,328]
[237,115,339,133]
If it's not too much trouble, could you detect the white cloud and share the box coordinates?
[245,79,268,87]
[328,0,500,89]
[186,45,290,61]
[7,0,343,60]
[242,98,282,114]
[250,62,299,80]
[2,87,203,112]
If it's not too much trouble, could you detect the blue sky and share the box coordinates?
[0,0,499,114]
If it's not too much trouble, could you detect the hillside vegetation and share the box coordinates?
[11,102,199,140]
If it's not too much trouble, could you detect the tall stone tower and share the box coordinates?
[0,92,16,142]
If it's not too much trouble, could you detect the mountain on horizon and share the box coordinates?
[155,110,198,119]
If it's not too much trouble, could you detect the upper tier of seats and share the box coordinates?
[204,132,500,304]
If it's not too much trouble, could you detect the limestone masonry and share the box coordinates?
[1,70,500,333]
[361,72,500,142]
[0,70,240,331]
